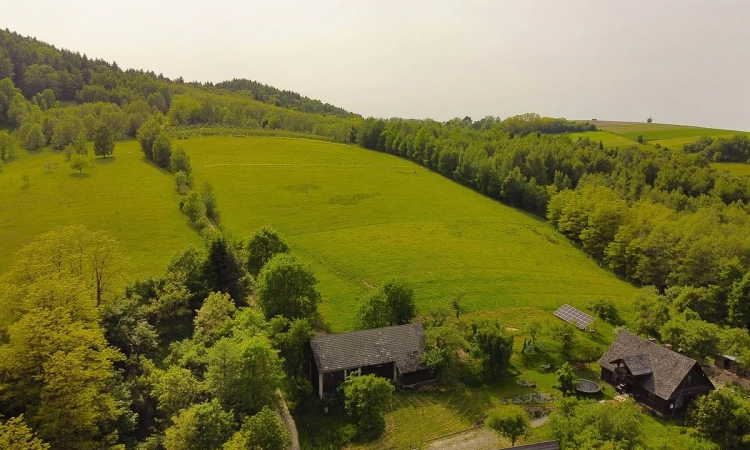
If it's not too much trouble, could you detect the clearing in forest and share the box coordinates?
[0,142,201,277]
[182,137,639,331]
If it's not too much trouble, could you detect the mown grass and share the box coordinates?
[0,142,201,277]
[712,162,750,177]
[180,136,640,332]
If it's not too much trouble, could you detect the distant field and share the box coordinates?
[712,162,750,177]
[594,121,748,151]
[181,137,639,331]
[0,142,201,277]
[567,131,641,148]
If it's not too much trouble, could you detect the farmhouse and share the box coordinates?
[598,331,714,415]
[309,323,433,398]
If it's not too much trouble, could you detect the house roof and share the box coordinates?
[310,323,427,374]
[621,354,653,376]
[500,441,559,450]
[598,331,700,399]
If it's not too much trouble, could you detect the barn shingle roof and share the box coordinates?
[311,323,426,373]
[597,331,699,399]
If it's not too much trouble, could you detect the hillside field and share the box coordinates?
[181,136,640,331]
[590,121,749,150]
[0,142,201,277]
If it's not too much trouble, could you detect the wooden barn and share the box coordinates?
[598,331,714,416]
[309,323,434,398]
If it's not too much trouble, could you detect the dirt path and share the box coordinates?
[427,427,498,450]
[275,390,300,450]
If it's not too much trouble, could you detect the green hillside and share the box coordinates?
[182,136,639,331]
[0,142,201,277]
[591,121,749,150]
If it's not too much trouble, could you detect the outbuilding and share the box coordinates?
[309,323,434,398]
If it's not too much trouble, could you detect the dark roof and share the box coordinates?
[310,323,426,373]
[621,354,653,376]
[598,331,700,399]
[500,441,559,450]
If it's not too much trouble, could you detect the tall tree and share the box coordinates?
[486,406,530,447]
[245,227,289,277]
[152,134,172,169]
[0,415,50,450]
[163,400,235,450]
[136,118,161,160]
[224,406,290,450]
[255,254,321,321]
[205,335,283,415]
[93,122,115,158]
[0,307,126,449]
[202,234,244,304]
[342,374,394,440]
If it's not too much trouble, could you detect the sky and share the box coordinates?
[4,0,750,130]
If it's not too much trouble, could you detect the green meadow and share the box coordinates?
[180,136,639,331]
[595,122,748,150]
[712,162,750,177]
[567,130,644,148]
[0,142,201,277]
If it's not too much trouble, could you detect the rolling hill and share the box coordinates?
[180,136,640,331]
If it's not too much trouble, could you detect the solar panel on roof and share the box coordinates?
[553,304,594,330]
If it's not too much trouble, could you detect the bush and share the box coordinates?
[588,298,624,325]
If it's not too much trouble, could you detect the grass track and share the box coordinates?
[0,142,201,277]
[181,137,639,331]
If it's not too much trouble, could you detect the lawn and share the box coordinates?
[180,137,640,331]
[712,162,750,177]
[0,142,201,278]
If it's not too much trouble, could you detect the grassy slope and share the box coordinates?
[181,137,639,331]
[0,141,201,278]
[568,130,646,148]
[596,122,749,150]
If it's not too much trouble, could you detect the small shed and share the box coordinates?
[309,323,434,398]
[715,354,746,376]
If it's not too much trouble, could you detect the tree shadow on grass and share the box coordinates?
[70,172,91,179]
[96,157,116,165]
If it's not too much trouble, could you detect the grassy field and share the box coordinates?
[593,122,748,150]
[712,162,750,177]
[567,131,643,148]
[0,142,201,277]
[180,136,639,331]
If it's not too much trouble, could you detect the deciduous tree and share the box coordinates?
[163,400,235,450]
[93,122,115,158]
[342,374,394,440]
[486,405,530,447]
[224,406,290,450]
[256,254,321,321]
[245,227,289,277]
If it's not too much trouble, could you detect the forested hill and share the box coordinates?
[0,28,356,118]
[213,78,358,118]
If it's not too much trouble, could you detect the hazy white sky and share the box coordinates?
[4,0,750,129]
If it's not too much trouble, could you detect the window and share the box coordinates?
[687,375,693,386]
